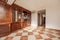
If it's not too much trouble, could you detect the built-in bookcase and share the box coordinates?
[11,4,31,32]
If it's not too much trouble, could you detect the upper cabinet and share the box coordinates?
[0,2,31,27]
[0,2,12,24]
[11,4,31,28]
[11,4,31,23]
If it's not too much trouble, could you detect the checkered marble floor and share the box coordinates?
[0,26,60,40]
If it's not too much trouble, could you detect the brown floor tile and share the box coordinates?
[45,38,52,40]
[48,31,54,34]
[16,33,22,36]
[23,30,28,32]
[47,34,56,38]
[55,30,60,33]
[56,33,60,36]
[28,32,33,35]
[35,34,42,39]
[32,30,36,32]
[36,39,43,40]
[5,37,13,40]
[58,37,60,39]
[41,29,45,31]
[39,32,44,34]
[20,36,28,40]
[48,29,55,31]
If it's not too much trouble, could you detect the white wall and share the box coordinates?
[31,11,38,28]
[15,0,60,30]
[46,0,60,30]
[15,0,46,11]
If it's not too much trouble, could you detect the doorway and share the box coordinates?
[38,9,46,27]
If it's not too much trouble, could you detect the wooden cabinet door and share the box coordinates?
[0,24,10,37]
[11,22,21,32]
[0,4,12,24]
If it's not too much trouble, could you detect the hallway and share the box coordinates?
[0,26,60,40]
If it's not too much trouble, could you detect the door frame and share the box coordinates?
[37,9,46,27]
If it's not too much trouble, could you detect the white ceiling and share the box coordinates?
[14,0,60,11]
[14,0,46,11]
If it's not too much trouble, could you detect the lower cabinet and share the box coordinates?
[11,22,27,32]
[11,22,21,32]
[0,24,10,37]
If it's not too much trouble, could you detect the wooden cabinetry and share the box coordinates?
[11,4,31,32]
[0,3,31,36]
[0,2,12,36]
[11,22,21,32]
[0,24,10,37]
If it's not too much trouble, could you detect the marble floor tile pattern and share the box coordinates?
[0,26,60,40]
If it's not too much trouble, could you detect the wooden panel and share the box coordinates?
[0,24,10,37]
[0,25,9,34]
[10,4,31,32]
[0,4,12,24]
[11,22,21,32]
